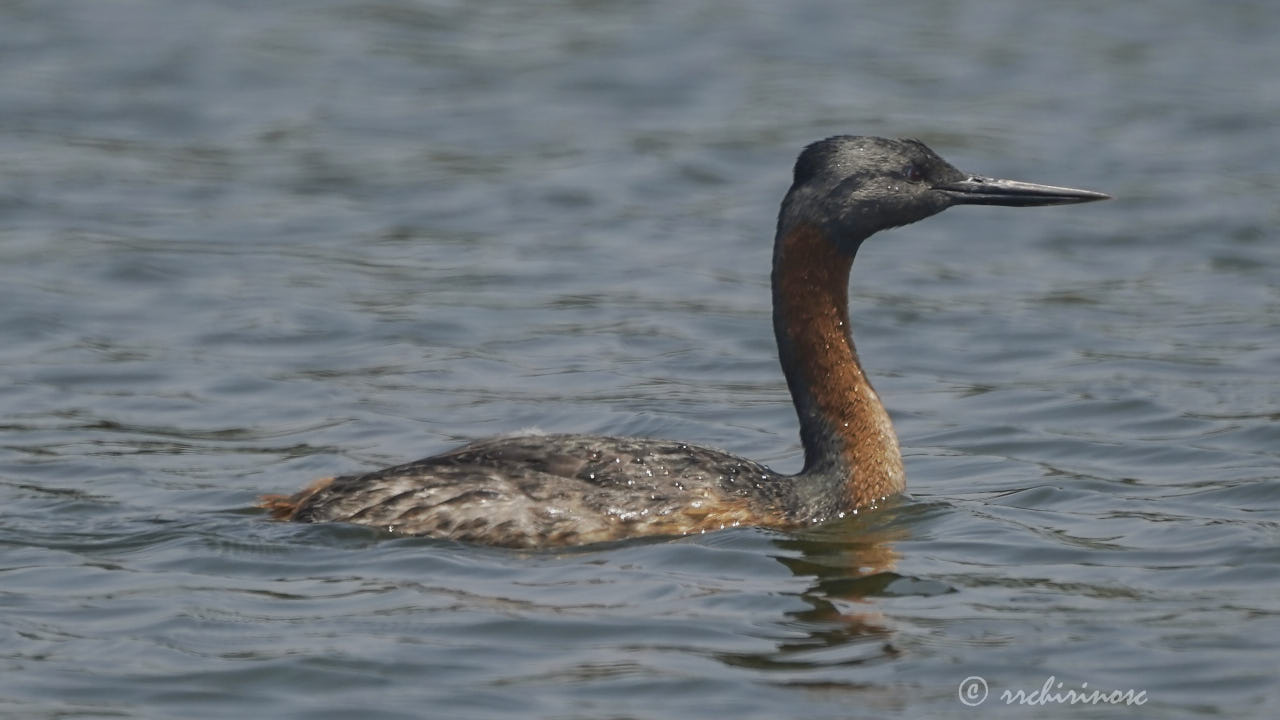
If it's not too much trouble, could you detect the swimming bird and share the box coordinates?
[262,136,1108,548]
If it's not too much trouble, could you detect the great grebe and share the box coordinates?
[262,136,1108,547]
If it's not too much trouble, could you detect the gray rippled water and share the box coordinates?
[2,1,1277,718]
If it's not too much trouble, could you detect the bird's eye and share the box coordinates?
[904,165,924,182]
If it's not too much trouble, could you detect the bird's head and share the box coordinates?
[778,135,1109,253]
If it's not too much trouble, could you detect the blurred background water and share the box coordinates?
[2,1,1278,718]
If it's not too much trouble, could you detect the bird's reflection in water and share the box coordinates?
[716,502,952,684]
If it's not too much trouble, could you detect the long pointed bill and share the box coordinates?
[938,176,1110,207]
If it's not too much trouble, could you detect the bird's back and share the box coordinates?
[267,434,795,547]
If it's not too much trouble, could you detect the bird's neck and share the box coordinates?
[771,222,905,515]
